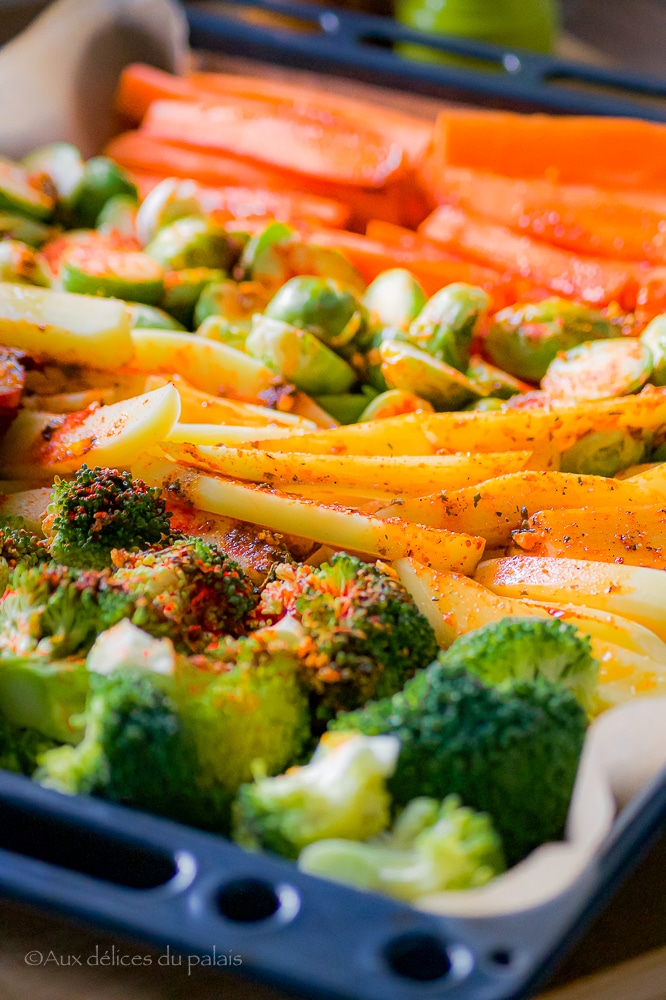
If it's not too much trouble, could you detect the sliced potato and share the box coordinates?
[380,470,660,546]
[511,504,666,569]
[0,487,53,533]
[475,555,666,641]
[247,412,435,456]
[130,328,282,404]
[0,384,181,476]
[166,423,300,446]
[162,441,532,498]
[133,454,485,575]
[0,282,132,368]
[420,388,666,454]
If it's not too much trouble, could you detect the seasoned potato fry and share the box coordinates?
[130,329,281,403]
[395,558,666,708]
[420,389,666,453]
[133,454,485,574]
[162,441,532,498]
[511,504,666,569]
[248,413,435,456]
[0,384,181,476]
[166,423,299,446]
[475,555,666,641]
[0,282,134,370]
[383,471,661,546]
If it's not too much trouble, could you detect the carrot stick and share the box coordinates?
[105,132,428,230]
[420,205,639,308]
[421,110,666,191]
[142,99,407,189]
[114,64,204,124]
[430,167,666,264]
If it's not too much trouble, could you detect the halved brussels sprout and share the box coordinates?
[359,389,433,421]
[463,397,506,412]
[193,279,269,331]
[69,157,138,228]
[135,177,209,246]
[0,213,56,249]
[466,356,532,400]
[23,142,84,210]
[0,241,50,287]
[145,216,236,272]
[240,223,365,293]
[641,315,666,386]
[314,394,372,425]
[363,268,427,330]
[561,429,649,477]
[96,194,138,240]
[60,246,165,306]
[485,298,616,382]
[379,340,482,410]
[364,326,410,392]
[127,302,185,331]
[246,315,356,395]
[0,156,54,220]
[265,276,367,350]
[542,339,653,401]
[408,283,489,373]
[196,315,248,352]
[161,268,227,328]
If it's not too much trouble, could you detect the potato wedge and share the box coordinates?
[0,487,53,533]
[475,555,666,641]
[420,388,666,453]
[383,471,661,546]
[162,441,532,498]
[0,384,181,476]
[166,423,300,446]
[248,413,435,456]
[130,329,281,404]
[0,282,133,369]
[144,374,317,429]
[511,504,666,569]
[133,454,485,575]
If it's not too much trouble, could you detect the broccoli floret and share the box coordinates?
[332,662,588,865]
[233,732,400,859]
[299,794,506,902]
[0,713,60,776]
[439,618,600,714]
[0,562,118,658]
[38,622,312,833]
[0,514,49,591]
[254,553,438,726]
[0,653,89,741]
[37,667,229,831]
[44,466,175,570]
[110,537,257,651]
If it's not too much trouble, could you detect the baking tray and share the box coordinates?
[1,3,666,998]
[184,0,666,120]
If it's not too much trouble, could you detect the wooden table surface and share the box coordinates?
[2,7,666,1000]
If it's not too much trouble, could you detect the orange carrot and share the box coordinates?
[105,132,428,230]
[421,109,666,191]
[141,99,407,189]
[429,167,666,264]
[114,64,203,123]
[420,205,638,308]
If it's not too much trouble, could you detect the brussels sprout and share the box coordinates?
[127,303,185,331]
[651,441,666,462]
[240,223,365,293]
[0,156,54,221]
[23,142,84,201]
[161,268,227,328]
[69,157,138,228]
[466,356,532,400]
[379,341,482,410]
[145,217,236,272]
[196,315,248,352]
[363,268,427,330]
[315,394,372,425]
[0,241,49,287]
[246,315,356,395]
[561,429,649,477]
[359,389,433,421]
[0,213,55,249]
[641,316,666,386]
[463,397,506,412]
[265,276,367,351]
[60,247,165,305]
[408,283,489,373]
[364,326,410,392]
[135,177,209,246]
[193,279,269,331]
[485,298,616,382]
[542,339,653,401]
[96,194,138,240]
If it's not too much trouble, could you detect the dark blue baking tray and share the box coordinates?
[184,0,666,121]
[0,760,665,1000]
